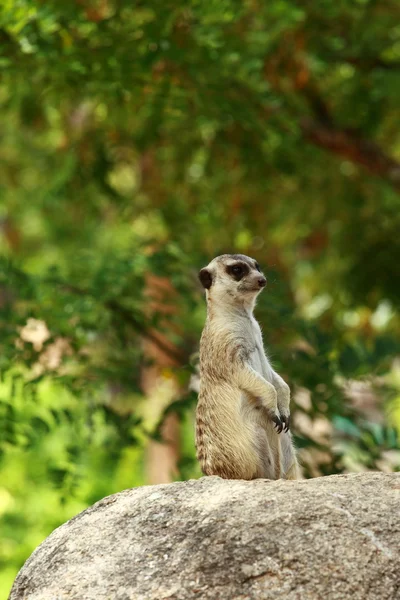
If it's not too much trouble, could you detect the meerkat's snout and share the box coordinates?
[243,272,267,293]
[258,276,267,288]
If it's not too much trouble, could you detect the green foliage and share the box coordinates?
[1,0,400,596]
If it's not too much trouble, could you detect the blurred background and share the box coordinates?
[1,0,400,595]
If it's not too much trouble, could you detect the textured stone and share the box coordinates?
[9,472,400,600]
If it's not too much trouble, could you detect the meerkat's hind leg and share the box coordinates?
[280,433,300,479]
[285,460,300,480]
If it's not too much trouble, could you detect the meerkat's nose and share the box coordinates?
[258,277,267,288]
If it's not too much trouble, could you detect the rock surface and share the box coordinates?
[10,472,400,600]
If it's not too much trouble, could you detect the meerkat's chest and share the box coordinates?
[244,319,273,382]
[249,337,268,375]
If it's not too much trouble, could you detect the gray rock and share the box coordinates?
[9,472,400,600]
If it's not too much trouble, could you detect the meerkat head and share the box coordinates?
[199,254,267,310]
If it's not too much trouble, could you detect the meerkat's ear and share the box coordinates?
[199,268,213,289]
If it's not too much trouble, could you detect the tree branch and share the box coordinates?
[106,300,185,364]
[282,54,400,192]
[300,118,400,191]
[343,57,400,71]
[58,282,185,363]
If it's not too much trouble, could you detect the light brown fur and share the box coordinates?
[196,254,300,480]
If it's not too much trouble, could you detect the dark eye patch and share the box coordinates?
[226,262,249,281]
[255,262,261,273]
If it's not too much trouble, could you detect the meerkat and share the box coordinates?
[195,254,300,481]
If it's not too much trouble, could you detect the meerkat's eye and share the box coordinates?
[227,263,248,280]
[255,262,261,273]
[231,265,243,275]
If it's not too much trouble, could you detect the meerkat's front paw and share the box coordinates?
[269,410,284,434]
[277,385,291,433]
[277,404,290,432]
[279,413,290,433]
